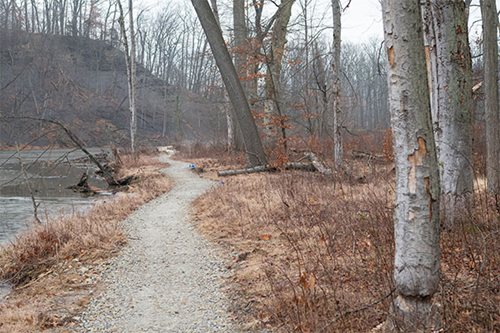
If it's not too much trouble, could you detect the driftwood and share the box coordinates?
[218,152,332,177]
[67,172,96,195]
[68,172,134,195]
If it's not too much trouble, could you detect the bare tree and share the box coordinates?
[263,0,295,152]
[423,0,473,227]
[191,0,267,166]
[117,0,137,152]
[481,0,500,194]
[331,0,342,167]
[381,0,441,330]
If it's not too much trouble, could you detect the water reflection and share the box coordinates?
[0,148,111,245]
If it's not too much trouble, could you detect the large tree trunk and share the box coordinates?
[191,0,267,167]
[231,0,248,151]
[331,0,342,167]
[264,0,295,152]
[425,0,473,227]
[382,1,441,331]
[233,0,247,84]
[481,0,500,194]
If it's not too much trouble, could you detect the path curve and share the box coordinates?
[77,155,234,332]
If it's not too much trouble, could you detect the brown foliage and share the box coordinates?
[194,164,499,332]
[0,153,172,332]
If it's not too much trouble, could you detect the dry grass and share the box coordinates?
[175,143,246,180]
[193,160,499,332]
[0,153,172,332]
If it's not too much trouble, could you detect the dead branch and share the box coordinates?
[15,145,41,224]
[2,116,119,186]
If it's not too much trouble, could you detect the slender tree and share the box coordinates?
[191,0,267,166]
[331,0,342,167]
[382,0,441,330]
[481,0,500,194]
[117,0,137,152]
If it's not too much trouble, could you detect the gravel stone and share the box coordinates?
[75,156,236,332]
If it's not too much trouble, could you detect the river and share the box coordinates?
[0,148,111,245]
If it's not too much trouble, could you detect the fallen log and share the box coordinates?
[351,150,385,162]
[304,152,332,175]
[217,165,276,177]
[285,162,316,172]
[218,153,333,177]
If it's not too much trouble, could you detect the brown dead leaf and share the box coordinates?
[259,234,272,241]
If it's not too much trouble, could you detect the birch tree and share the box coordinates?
[382,0,441,330]
[481,0,500,194]
[191,0,267,166]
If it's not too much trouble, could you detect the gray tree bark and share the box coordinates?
[481,0,500,194]
[264,0,295,152]
[117,0,137,152]
[331,0,342,167]
[382,0,441,331]
[231,0,248,151]
[425,0,473,227]
[191,0,267,166]
[127,0,137,152]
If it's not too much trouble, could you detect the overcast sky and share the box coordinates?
[142,0,499,43]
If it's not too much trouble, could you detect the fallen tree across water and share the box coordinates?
[2,116,129,187]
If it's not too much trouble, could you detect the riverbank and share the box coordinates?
[0,153,172,332]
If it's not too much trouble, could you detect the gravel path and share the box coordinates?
[76,155,235,332]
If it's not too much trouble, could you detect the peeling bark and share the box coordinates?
[423,0,473,227]
[382,0,441,330]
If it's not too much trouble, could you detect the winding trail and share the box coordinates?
[77,155,234,332]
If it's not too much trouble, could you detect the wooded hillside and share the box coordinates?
[0,30,223,147]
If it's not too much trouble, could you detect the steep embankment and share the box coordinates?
[0,30,222,147]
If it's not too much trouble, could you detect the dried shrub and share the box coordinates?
[194,168,499,332]
[0,153,172,332]
[175,142,246,170]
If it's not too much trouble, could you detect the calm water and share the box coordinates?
[0,148,111,245]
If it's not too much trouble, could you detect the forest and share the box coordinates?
[0,0,498,332]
